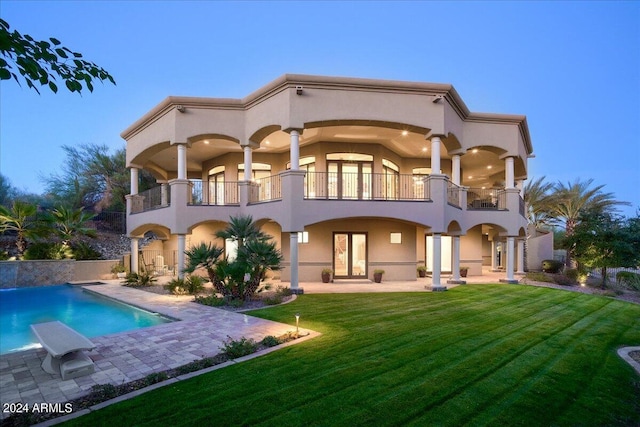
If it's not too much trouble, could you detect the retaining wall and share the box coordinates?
[0,260,118,288]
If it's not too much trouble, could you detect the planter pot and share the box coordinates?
[373,273,383,283]
[460,269,468,278]
[418,270,426,278]
[116,272,127,279]
[321,273,331,283]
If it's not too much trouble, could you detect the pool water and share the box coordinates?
[0,285,172,355]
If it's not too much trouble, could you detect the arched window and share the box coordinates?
[326,153,373,199]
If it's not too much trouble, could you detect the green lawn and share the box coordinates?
[64,285,640,426]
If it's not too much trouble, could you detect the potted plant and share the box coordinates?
[321,268,332,283]
[460,266,469,278]
[417,266,427,278]
[373,269,385,283]
[111,263,127,279]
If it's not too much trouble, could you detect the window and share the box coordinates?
[326,153,373,200]
[237,163,271,181]
[298,231,309,243]
[390,232,402,244]
[208,166,225,205]
[412,167,431,199]
[382,159,399,199]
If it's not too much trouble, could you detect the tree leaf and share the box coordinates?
[48,80,58,93]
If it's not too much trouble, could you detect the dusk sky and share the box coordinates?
[1,1,638,217]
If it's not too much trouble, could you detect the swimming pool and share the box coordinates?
[0,284,172,355]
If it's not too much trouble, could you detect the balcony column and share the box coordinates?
[429,135,442,174]
[500,236,518,283]
[242,144,252,181]
[177,234,186,279]
[177,143,187,180]
[290,232,301,293]
[451,154,461,185]
[160,182,168,206]
[447,235,465,285]
[516,238,525,274]
[130,167,139,195]
[426,233,447,291]
[288,129,301,170]
[505,156,515,189]
[491,239,499,271]
[130,237,139,274]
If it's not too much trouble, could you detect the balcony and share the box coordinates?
[189,180,240,206]
[466,188,506,210]
[130,186,170,214]
[249,175,282,203]
[303,172,430,201]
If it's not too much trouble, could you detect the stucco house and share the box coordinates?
[122,74,533,290]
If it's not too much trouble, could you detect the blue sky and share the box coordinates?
[1,1,638,216]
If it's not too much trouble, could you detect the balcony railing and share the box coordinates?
[189,180,240,206]
[304,172,430,201]
[467,188,506,210]
[249,175,282,203]
[519,195,526,217]
[131,186,170,214]
[447,181,461,208]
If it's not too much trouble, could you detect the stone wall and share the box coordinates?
[0,260,119,288]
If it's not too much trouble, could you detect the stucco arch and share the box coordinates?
[442,133,462,153]
[187,133,240,145]
[447,220,463,235]
[129,224,171,239]
[304,119,431,136]
[249,125,282,145]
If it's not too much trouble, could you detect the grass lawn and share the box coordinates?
[63,285,640,426]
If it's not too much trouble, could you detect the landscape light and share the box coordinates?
[295,313,300,334]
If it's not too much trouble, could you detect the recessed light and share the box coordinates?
[487,165,492,169]
[401,130,409,136]
[472,149,478,154]
[422,147,427,152]
[468,176,473,179]
[265,140,270,145]
[204,140,210,145]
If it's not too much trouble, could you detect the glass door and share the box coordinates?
[334,233,367,278]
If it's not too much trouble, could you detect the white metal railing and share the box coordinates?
[304,172,430,201]
[467,188,506,210]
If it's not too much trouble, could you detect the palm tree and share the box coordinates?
[215,215,268,248]
[522,176,554,228]
[547,179,629,268]
[0,201,46,257]
[183,242,224,286]
[47,206,97,246]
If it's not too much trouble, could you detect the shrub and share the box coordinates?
[88,383,119,401]
[552,274,576,286]
[23,242,70,260]
[142,371,169,386]
[541,259,564,274]
[260,335,281,347]
[617,271,640,291]
[70,241,102,260]
[164,276,206,295]
[261,294,283,305]
[122,271,157,287]
[564,268,579,282]
[194,294,226,307]
[222,336,258,359]
[276,285,293,296]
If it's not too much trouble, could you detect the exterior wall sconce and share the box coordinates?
[296,86,303,95]
[176,105,186,113]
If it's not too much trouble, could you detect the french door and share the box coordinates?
[327,161,372,200]
[333,233,368,278]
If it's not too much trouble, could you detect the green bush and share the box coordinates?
[23,242,70,260]
[222,336,258,359]
[617,271,640,290]
[164,275,206,295]
[564,269,579,281]
[70,241,102,260]
[194,294,226,307]
[541,259,564,274]
[122,272,157,287]
[261,294,283,305]
[552,274,576,286]
[260,335,281,347]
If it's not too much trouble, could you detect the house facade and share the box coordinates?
[122,74,533,290]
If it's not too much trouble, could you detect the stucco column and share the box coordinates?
[289,130,300,170]
[491,239,498,271]
[243,145,252,181]
[500,236,517,283]
[130,167,139,195]
[517,238,525,274]
[290,232,299,291]
[427,233,447,291]
[176,234,186,279]
[159,181,168,206]
[177,143,187,180]
[130,237,139,274]
[505,157,515,189]
[447,235,465,284]
[430,136,441,174]
[451,154,461,185]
